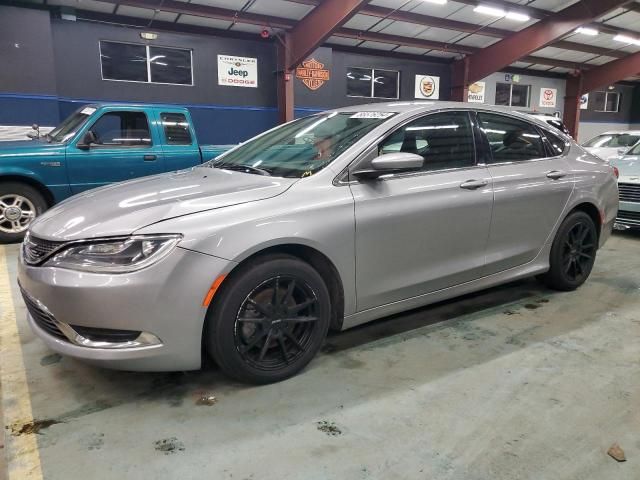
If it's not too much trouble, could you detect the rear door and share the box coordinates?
[477,112,574,275]
[67,108,164,193]
[156,110,203,171]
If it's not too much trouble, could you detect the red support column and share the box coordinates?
[450,57,469,102]
[563,74,583,140]
[277,34,294,124]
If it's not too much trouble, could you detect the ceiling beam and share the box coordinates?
[285,0,369,70]
[581,50,640,92]
[76,0,628,71]
[456,0,633,85]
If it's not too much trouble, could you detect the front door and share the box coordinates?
[67,109,164,194]
[476,112,574,275]
[350,111,494,311]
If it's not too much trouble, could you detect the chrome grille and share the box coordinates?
[618,183,640,203]
[617,210,640,227]
[22,233,65,265]
[19,286,67,340]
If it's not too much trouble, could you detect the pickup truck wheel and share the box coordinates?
[0,183,47,243]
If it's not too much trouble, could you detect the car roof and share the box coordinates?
[328,101,562,133]
[597,130,640,135]
[89,102,188,110]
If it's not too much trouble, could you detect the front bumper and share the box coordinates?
[614,200,640,230]
[18,246,234,371]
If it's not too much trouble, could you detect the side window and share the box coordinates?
[477,113,545,163]
[88,111,151,147]
[379,111,475,172]
[543,129,569,156]
[161,112,192,145]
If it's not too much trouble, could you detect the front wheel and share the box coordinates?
[538,211,598,291]
[0,183,48,243]
[206,254,331,384]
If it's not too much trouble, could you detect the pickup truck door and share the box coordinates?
[66,109,164,194]
[156,110,204,170]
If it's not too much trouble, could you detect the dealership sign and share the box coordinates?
[296,58,330,90]
[539,87,557,108]
[580,93,589,110]
[415,75,440,100]
[217,55,258,88]
[467,82,486,103]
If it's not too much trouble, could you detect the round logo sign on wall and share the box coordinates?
[420,77,436,97]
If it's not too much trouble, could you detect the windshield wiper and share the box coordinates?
[212,162,272,176]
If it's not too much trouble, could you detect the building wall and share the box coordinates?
[480,71,567,116]
[577,83,638,143]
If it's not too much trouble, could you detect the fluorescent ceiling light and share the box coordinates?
[575,27,598,36]
[473,5,505,17]
[505,11,530,22]
[422,0,447,3]
[614,34,640,46]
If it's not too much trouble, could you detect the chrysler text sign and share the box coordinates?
[217,55,258,88]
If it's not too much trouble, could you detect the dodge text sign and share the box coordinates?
[218,55,258,88]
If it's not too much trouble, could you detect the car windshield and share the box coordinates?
[627,141,640,155]
[47,106,97,143]
[207,112,395,178]
[583,133,640,148]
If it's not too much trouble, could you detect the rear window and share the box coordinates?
[161,112,192,145]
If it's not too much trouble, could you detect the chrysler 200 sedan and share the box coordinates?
[18,102,618,384]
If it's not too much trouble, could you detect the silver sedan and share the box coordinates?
[18,102,618,383]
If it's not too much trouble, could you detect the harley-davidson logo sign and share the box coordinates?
[296,58,330,90]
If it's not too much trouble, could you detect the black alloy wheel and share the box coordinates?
[538,211,598,291]
[206,254,331,384]
[235,276,320,371]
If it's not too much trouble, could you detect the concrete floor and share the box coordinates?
[1,233,639,480]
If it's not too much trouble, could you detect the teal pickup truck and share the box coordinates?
[0,104,231,242]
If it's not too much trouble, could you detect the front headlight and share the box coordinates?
[45,234,182,273]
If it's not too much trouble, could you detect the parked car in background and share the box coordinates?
[0,104,231,242]
[582,130,640,161]
[611,141,640,229]
[526,113,571,136]
[19,102,618,384]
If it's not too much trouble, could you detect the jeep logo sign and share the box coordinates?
[217,55,258,88]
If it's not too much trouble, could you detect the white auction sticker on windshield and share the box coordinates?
[350,112,394,119]
[81,107,97,115]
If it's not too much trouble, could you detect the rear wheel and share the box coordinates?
[538,211,598,291]
[0,183,47,243]
[206,255,331,384]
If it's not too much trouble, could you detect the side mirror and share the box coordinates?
[353,152,424,180]
[77,131,97,150]
[26,124,40,140]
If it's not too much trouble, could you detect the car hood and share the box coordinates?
[611,155,640,184]
[0,139,65,157]
[584,146,623,161]
[29,167,297,241]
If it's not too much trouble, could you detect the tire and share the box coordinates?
[206,254,331,384]
[538,211,598,291]
[0,182,48,243]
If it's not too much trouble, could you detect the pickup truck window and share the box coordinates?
[88,111,152,147]
[161,113,192,145]
[48,108,93,143]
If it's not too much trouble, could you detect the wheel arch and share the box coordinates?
[0,175,55,207]
[568,202,602,242]
[210,242,345,332]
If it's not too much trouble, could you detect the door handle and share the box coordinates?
[546,170,566,180]
[143,154,157,161]
[459,179,488,190]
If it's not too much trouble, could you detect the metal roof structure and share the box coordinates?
[27,0,640,80]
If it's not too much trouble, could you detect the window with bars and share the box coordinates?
[100,41,193,86]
